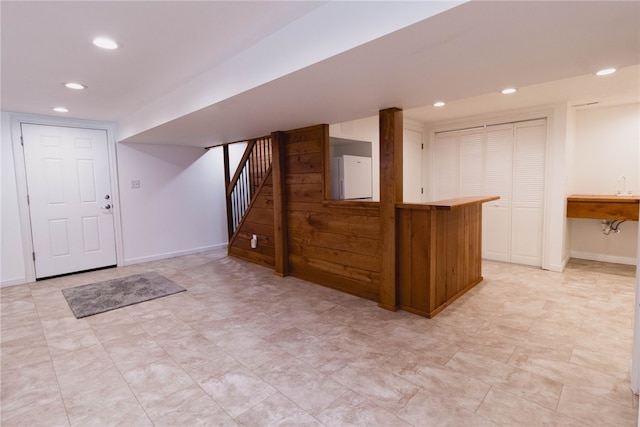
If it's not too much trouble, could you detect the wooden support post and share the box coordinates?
[378,107,403,311]
[272,131,289,276]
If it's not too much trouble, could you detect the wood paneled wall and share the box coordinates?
[281,125,382,301]
[228,173,275,268]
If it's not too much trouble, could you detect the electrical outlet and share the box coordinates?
[130,180,141,189]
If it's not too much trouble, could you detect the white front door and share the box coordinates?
[21,124,116,278]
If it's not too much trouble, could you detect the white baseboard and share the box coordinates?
[1,277,28,288]
[569,251,637,266]
[546,254,571,272]
[546,263,566,273]
[123,244,228,266]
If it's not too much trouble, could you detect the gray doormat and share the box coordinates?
[62,272,185,318]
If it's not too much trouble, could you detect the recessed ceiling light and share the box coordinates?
[433,101,446,107]
[53,107,69,113]
[596,68,616,76]
[93,37,118,50]
[501,88,517,95]
[64,82,87,90]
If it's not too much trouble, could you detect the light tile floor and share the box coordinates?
[1,250,638,426]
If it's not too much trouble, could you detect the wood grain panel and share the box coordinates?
[251,194,273,210]
[409,210,430,313]
[229,246,275,269]
[378,108,403,311]
[289,255,379,299]
[272,131,289,276]
[229,169,275,268]
[286,152,323,174]
[566,195,639,221]
[285,126,325,144]
[434,209,448,308]
[287,211,380,237]
[286,139,323,156]
[280,124,382,301]
[287,183,324,203]
[288,228,380,257]
[234,221,274,236]
[290,201,380,217]
[289,241,380,272]
[286,173,323,185]
[242,206,274,226]
[398,208,413,311]
[232,236,275,257]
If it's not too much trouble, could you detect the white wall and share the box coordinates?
[568,103,640,264]
[1,112,230,286]
[116,142,228,265]
[1,112,27,285]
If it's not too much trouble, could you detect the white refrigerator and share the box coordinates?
[331,155,372,200]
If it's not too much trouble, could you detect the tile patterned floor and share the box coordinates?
[1,250,638,426]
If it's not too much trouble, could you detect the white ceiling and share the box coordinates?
[2,1,639,148]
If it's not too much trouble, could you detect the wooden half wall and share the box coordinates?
[278,124,382,301]
[228,124,383,301]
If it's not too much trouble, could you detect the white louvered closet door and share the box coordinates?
[459,130,484,196]
[482,124,514,263]
[511,119,546,265]
[433,131,458,200]
[431,119,546,266]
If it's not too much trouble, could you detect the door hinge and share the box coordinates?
[32,252,36,261]
[421,143,424,149]
[421,187,424,194]
[20,136,24,146]
[27,194,30,205]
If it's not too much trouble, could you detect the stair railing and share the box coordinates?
[225,136,272,238]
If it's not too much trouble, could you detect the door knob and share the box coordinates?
[102,204,112,209]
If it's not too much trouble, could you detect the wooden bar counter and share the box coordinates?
[396,196,499,318]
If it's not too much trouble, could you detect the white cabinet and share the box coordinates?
[331,155,372,200]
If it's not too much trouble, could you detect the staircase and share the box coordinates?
[225,136,272,239]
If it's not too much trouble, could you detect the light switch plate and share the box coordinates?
[130,180,141,189]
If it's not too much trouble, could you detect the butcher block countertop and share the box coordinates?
[567,194,639,221]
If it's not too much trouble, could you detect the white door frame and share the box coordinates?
[9,113,124,283]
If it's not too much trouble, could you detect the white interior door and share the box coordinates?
[21,123,116,278]
[403,129,424,202]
